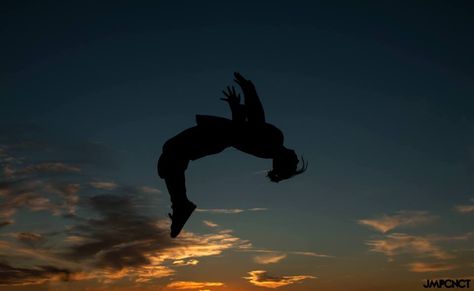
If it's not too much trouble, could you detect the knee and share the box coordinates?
[157,153,172,178]
[157,153,189,179]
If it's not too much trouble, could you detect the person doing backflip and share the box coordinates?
[158,72,307,238]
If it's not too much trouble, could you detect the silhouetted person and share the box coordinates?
[158,72,307,238]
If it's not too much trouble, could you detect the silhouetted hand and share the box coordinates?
[233,72,254,89]
[221,86,241,106]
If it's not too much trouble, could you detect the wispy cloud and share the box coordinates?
[140,186,161,194]
[203,220,219,227]
[291,251,332,258]
[254,253,287,264]
[455,199,474,213]
[0,263,71,286]
[0,240,81,276]
[16,162,81,175]
[366,233,453,261]
[408,262,458,273]
[244,270,315,288]
[242,249,332,258]
[166,281,224,289]
[358,211,436,233]
[90,181,118,190]
[196,208,267,214]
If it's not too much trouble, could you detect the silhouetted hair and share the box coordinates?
[267,149,308,182]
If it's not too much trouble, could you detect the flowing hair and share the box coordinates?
[267,156,308,183]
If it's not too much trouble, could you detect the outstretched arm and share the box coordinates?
[234,72,265,124]
[221,86,245,122]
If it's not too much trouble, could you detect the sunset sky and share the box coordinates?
[1,1,473,290]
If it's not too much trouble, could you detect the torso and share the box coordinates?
[232,122,284,159]
[193,114,284,160]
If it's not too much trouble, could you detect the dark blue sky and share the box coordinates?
[1,1,473,290]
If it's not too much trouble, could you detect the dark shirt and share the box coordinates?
[193,114,284,159]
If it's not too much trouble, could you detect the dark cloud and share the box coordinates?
[62,191,247,276]
[65,194,172,270]
[0,263,70,286]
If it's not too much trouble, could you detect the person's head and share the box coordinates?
[267,148,308,183]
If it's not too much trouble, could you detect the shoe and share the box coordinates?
[169,201,196,238]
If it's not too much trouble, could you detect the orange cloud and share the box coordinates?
[150,229,245,263]
[62,265,175,284]
[358,211,435,233]
[244,270,315,288]
[167,281,224,289]
[132,265,175,283]
[409,262,458,272]
[172,259,199,266]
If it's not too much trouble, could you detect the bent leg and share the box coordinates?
[164,172,188,206]
[158,125,232,207]
[158,153,196,238]
[157,153,190,207]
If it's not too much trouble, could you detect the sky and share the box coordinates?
[1,1,473,290]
